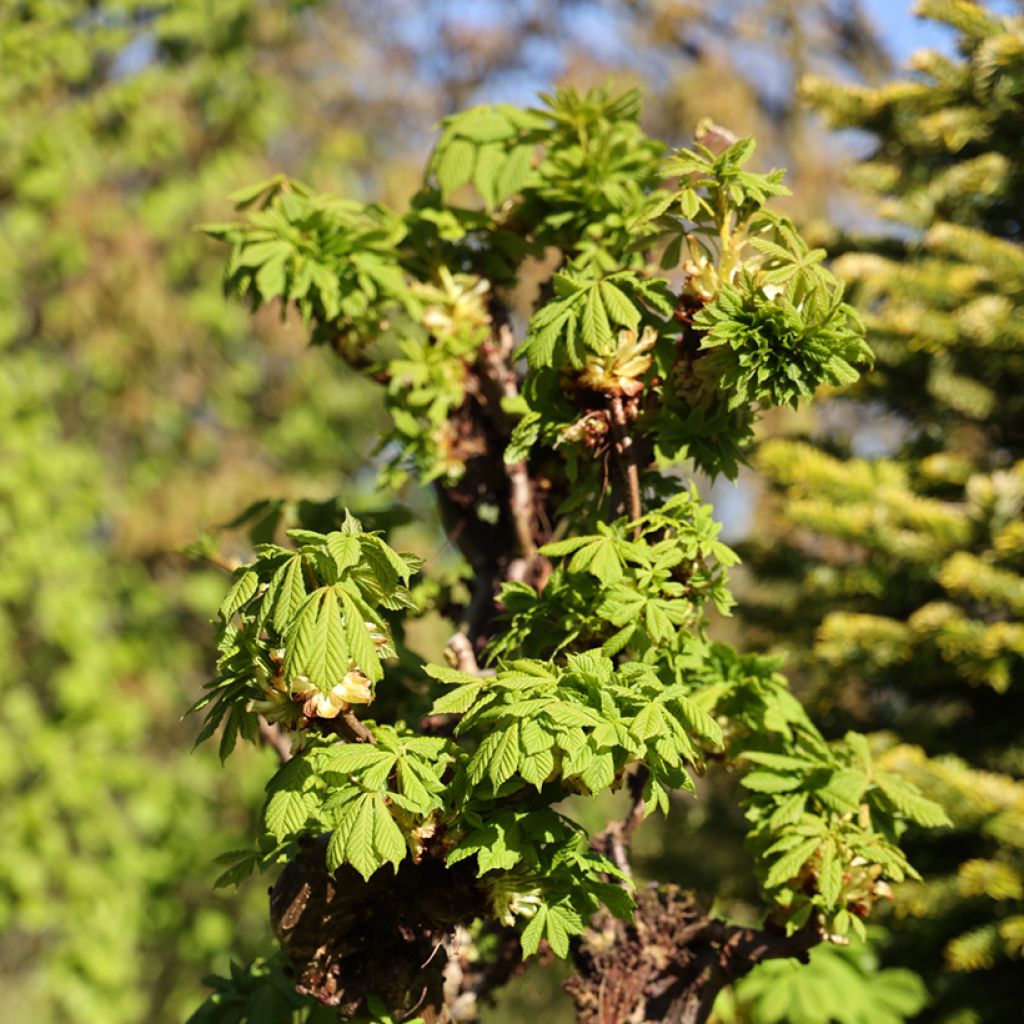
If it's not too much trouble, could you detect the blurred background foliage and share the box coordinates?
[0,1,1015,1022]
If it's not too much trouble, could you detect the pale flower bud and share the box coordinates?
[298,668,374,719]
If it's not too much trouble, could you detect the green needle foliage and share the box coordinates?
[741,1,1024,1020]
[191,85,943,1022]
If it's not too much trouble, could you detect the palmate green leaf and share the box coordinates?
[331,793,372,877]
[473,143,505,208]
[259,554,307,634]
[542,701,603,728]
[764,836,822,889]
[395,757,441,812]
[496,143,535,201]
[219,569,258,620]
[471,722,522,788]
[337,587,383,682]
[874,772,952,827]
[582,284,613,351]
[519,746,556,789]
[504,409,542,465]
[643,774,671,816]
[361,533,418,586]
[570,536,625,584]
[741,750,822,772]
[518,270,667,367]
[768,792,808,829]
[284,586,348,693]
[263,757,319,842]
[430,681,486,714]
[326,792,407,880]
[742,770,805,794]
[579,748,617,793]
[674,695,724,749]
[543,903,581,958]
[537,535,592,557]
[436,138,475,198]
[325,532,361,574]
[599,280,641,330]
[425,662,485,705]
[286,528,333,548]
[372,798,407,868]
[589,878,636,921]
[630,701,665,742]
[520,906,548,958]
[219,702,259,762]
[318,744,395,777]
[447,814,525,874]
[211,848,259,891]
[817,769,869,814]
[518,902,585,960]
[818,838,842,907]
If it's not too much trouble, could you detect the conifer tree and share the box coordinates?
[190,85,943,1024]
[743,2,1024,1019]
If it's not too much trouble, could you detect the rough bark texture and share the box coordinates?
[566,884,822,1024]
[270,837,490,1021]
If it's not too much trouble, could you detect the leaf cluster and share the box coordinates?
[190,513,418,759]
[195,85,945,1001]
[490,488,737,662]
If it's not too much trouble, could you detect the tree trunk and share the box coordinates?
[565,884,822,1024]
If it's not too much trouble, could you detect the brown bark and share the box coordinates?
[271,837,490,1022]
[566,885,823,1024]
[609,393,642,533]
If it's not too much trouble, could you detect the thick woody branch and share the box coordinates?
[608,394,642,532]
[567,885,825,1024]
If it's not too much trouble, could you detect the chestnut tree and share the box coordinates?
[189,86,946,1024]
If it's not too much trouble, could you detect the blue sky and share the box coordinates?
[864,0,956,59]
[868,0,1019,60]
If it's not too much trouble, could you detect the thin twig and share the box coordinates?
[478,325,537,560]
[448,631,481,675]
[340,710,377,745]
[423,575,494,735]
[258,716,293,763]
[197,550,241,574]
[595,765,649,882]
[621,765,649,842]
[506,459,537,559]
[608,394,642,535]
